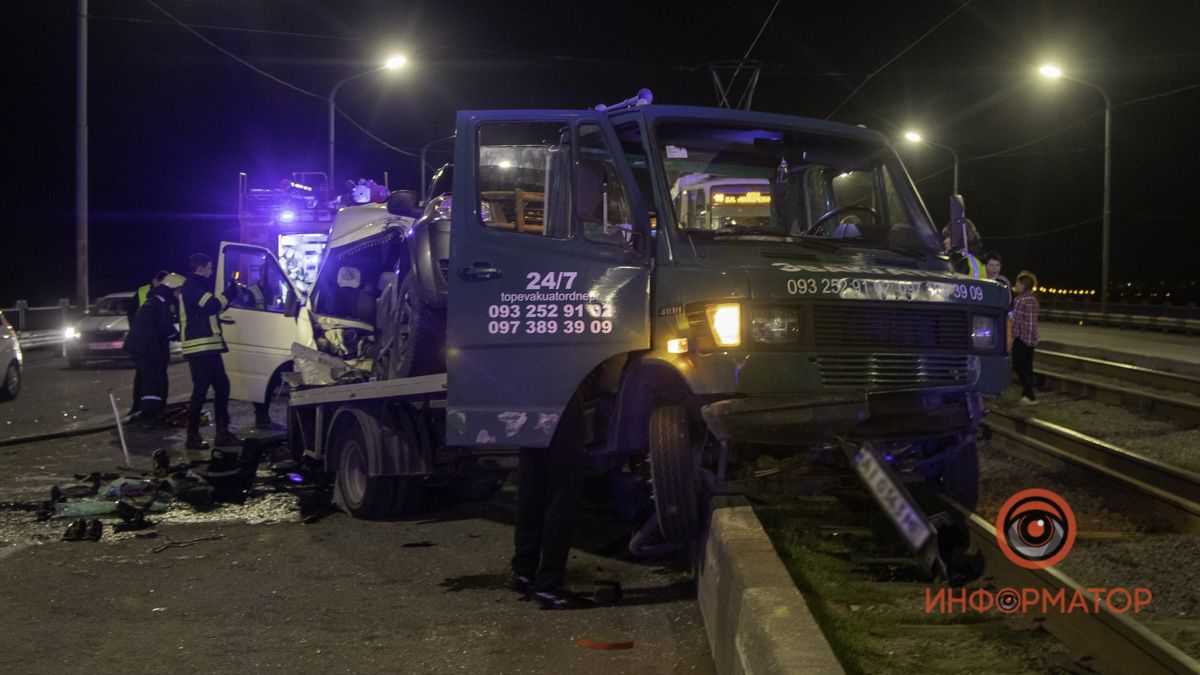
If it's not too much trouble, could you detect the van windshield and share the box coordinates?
[655,121,941,253]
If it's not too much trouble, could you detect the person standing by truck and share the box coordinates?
[126,270,169,418]
[510,396,590,609]
[1011,271,1041,405]
[125,273,185,425]
[180,253,240,450]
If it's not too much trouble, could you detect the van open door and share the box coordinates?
[216,242,306,405]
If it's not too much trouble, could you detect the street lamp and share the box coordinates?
[1039,63,1112,313]
[903,130,960,196]
[328,54,408,195]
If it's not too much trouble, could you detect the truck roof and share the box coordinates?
[456,105,891,147]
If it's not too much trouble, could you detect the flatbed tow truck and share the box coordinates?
[218,91,1010,579]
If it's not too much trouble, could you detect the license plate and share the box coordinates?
[854,449,932,551]
[88,341,124,350]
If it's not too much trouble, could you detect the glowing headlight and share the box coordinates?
[706,303,741,348]
[751,308,799,344]
[64,326,79,340]
[971,315,997,349]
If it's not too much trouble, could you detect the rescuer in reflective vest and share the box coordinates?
[179,253,239,451]
[942,220,984,279]
[124,273,185,425]
[126,270,169,417]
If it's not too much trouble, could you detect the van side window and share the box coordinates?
[477,123,571,238]
[577,124,635,246]
[223,247,291,313]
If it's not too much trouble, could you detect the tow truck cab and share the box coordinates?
[230,101,1010,551]
[442,103,1007,541]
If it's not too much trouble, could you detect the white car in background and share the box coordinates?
[0,310,22,400]
[63,292,181,368]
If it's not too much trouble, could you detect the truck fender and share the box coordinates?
[614,360,692,454]
[326,407,383,477]
[379,402,434,476]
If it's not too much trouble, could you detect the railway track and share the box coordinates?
[1038,349,1200,398]
[943,497,1200,675]
[984,408,1200,534]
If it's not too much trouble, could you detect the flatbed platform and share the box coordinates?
[289,373,447,406]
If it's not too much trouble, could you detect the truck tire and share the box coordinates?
[935,438,979,510]
[649,404,701,543]
[66,355,85,369]
[0,361,19,400]
[379,274,445,379]
[334,421,394,518]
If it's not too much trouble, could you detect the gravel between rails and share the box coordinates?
[978,446,1200,659]
[992,387,1200,475]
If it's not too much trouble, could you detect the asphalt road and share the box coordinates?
[0,351,713,674]
[0,347,191,441]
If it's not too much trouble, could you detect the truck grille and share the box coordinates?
[814,353,976,388]
[811,303,969,350]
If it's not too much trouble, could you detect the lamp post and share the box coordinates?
[903,131,960,196]
[328,54,407,194]
[1039,64,1112,314]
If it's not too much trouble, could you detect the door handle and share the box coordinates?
[220,318,236,325]
[457,262,502,281]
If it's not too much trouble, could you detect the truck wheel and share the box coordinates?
[0,362,19,400]
[67,355,85,369]
[387,274,445,379]
[935,438,979,510]
[649,404,701,543]
[334,422,394,518]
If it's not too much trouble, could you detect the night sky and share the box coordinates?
[4,0,1199,307]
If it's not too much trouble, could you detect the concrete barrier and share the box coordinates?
[698,496,843,675]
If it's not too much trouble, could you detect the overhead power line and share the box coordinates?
[826,0,975,119]
[983,216,1100,241]
[140,0,418,157]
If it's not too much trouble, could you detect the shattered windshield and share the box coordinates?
[655,122,941,253]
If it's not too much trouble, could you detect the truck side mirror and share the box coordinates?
[574,159,607,223]
[386,189,419,216]
[949,194,967,251]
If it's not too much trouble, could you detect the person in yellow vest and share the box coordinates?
[941,219,983,278]
[180,253,239,451]
[125,270,169,418]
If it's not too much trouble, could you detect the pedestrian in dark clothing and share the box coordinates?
[1011,272,1040,405]
[180,253,239,450]
[127,270,170,417]
[983,251,1010,287]
[125,273,185,425]
[511,397,590,609]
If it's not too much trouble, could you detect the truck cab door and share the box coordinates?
[216,242,305,404]
[446,111,653,447]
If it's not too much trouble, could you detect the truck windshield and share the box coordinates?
[655,121,940,253]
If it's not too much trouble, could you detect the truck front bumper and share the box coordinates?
[700,389,983,445]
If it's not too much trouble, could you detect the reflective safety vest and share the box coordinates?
[136,284,152,307]
[179,274,230,358]
[964,253,983,279]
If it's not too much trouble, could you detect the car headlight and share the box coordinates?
[64,326,79,340]
[705,303,741,348]
[751,308,800,344]
[971,315,997,349]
